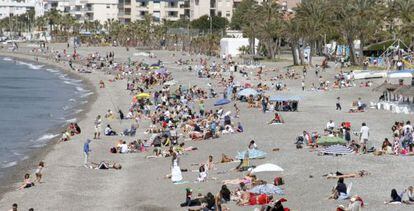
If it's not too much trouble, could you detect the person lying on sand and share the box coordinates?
[221,154,234,163]
[223,174,256,185]
[18,173,35,190]
[90,161,122,170]
[324,170,369,179]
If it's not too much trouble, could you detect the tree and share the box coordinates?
[255,1,283,59]
[294,0,332,65]
[190,15,228,34]
[331,0,382,65]
[230,0,257,30]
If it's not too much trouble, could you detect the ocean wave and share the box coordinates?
[66,118,77,123]
[62,105,70,111]
[81,92,93,98]
[36,134,59,142]
[46,68,59,73]
[3,57,12,61]
[17,61,43,70]
[69,98,76,102]
[1,161,17,168]
[76,86,88,92]
[75,109,83,114]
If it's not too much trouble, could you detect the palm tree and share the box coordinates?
[294,0,332,65]
[255,1,283,59]
[284,19,302,65]
[331,0,382,65]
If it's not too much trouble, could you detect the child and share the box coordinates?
[35,161,45,183]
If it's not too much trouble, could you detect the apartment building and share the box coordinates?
[119,0,190,24]
[82,0,118,23]
[0,0,45,19]
[45,0,117,23]
[189,0,234,20]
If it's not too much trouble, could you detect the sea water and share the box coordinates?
[0,57,90,178]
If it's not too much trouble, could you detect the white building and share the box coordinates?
[82,0,118,23]
[190,0,234,21]
[118,0,189,23]
[44,0,117,23]
[0,0,45,19]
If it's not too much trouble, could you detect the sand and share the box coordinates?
[0,44,413,211]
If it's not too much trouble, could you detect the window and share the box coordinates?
[106,5,110,9]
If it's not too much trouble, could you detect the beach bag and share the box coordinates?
[110,147,117,153]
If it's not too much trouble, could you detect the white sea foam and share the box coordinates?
[36,134,59,142]
[76,86,87,92]
[81,92,93,98]
[3,57,12,61]
[66,118,77,123]
[69,98,76,102]
[17,61,43,70]
[1,161,17,168]
[75,109,83,114]
[46,68,59,73]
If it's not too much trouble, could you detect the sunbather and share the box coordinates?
[324,170,369,179]
[90,161,122,170]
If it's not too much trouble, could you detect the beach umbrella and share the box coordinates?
[248,184,284,195]
[236,149,266,159]
[136,93,150,99]
[155,68,167,75]
[270,95,301,102]
[320,144,354,155]
[316,136,346,146]
[251,163,284,173]
[237,88,259,97]
[214,98,231,106]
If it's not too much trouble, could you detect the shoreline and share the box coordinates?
[0,50,97,200]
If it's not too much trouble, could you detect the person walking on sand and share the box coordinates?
[359,123,369,154]
[94,115,102,139]
[83,139,91,167]
[301,81,305,91]
[336,97,342,111]
[234,103,240,118]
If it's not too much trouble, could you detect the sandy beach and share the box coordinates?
[0,44,413,211]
